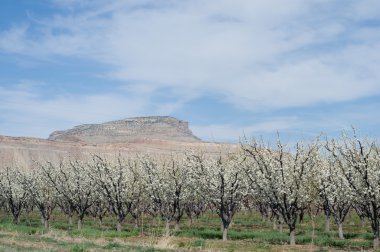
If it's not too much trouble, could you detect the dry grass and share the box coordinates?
[0,211,377,251]
[0,236,54,250]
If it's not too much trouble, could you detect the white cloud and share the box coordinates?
[1,0,379,111]
[191,117,300,142]
[0,83,182,138]
[191,100,380,142]
[1,0,380,141]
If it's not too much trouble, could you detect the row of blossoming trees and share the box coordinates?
[1,131,380,248]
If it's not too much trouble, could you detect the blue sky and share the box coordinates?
[1,0,380,142]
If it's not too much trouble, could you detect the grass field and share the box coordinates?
[0,210,378,252]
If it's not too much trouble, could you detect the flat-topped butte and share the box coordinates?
[48,116,201,144]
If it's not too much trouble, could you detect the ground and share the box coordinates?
[0,211,377,251]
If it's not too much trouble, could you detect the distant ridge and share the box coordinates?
[0,116,237,168]
[48,116,201,144]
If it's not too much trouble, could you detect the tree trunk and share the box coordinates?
[13,214,20,224]
[223,227,228,241]
[299,210,304,224]
[325,215,330,232]
[373,221,379,249]
[175,221,180,231]
[279,223,283,233]
[69,216,73,225]
[44,219,49,229]
[99,218,103,228]
[290,227,296,245]
[311,217,315,244]
[338,222,344,239]
[140,215,144,236]
[272,221,277,230]
[374,236,379,249]
[117,220,122,232]
[77,219,82,230]
[165,219,170,238]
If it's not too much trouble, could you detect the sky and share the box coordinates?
[1,0,380,143]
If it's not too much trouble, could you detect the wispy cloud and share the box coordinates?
[1,1,380,109]
[191,117,300,142]
[0,83,182,138]
[0,1,380,141]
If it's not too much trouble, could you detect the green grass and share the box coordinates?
[68,227,139,238]
[103,241,122,249]
[192,239,206,247]
[0,210,377,251]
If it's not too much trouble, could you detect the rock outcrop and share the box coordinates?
[0,116,236,168]
[48,116,201,144]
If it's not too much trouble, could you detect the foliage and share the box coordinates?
[1,130,380,248]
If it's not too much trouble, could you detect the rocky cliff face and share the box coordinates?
[48,116,201,144]
[0,116,236,168]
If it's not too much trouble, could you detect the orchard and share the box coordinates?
[1,130,380,250]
